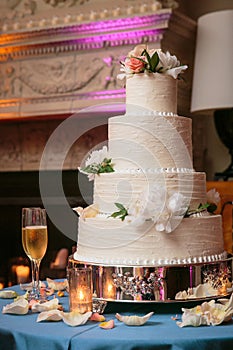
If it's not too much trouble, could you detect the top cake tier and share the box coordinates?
[126,73,177,114]
[109,71,193,170]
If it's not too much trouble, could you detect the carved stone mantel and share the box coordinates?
[0,0,205,172]
[0,0,195,120]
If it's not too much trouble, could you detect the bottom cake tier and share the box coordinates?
[68,255,233,302]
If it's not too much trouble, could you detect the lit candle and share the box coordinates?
[68,266,93,313]
[15,265,30,284]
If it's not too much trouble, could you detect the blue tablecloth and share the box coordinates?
[0,283,233,350]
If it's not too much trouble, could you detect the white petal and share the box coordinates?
[31,298,60,313]
[37,309,63,322]
[115,312,153,326]
[2,298,29,315]
[62,311,92,327]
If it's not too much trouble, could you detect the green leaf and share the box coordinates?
[110,203,128,221]
[142,49,151,69]
[149,51,160,72]
[115,203,125,210]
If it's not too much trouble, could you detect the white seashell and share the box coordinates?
[62,310,92,327]
[31,298,60,313]
[2,297,29,315]
[115,312,154,326]
[37,309,63,322]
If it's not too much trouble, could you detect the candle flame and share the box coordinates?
[78,289,85,301]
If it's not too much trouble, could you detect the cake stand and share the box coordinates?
[68,254,233,304]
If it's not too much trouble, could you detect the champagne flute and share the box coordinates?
[22,208,48,300]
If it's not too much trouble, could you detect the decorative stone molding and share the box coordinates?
[0,0,169,33]
[0,4,173,119]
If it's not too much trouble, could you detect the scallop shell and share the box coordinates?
[115,312,154,326]
[37,309,63,322]
[62,310,92,327]
[2,297,29,315]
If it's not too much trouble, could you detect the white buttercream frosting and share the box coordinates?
[126,73,177,114]
[109,114,193,170]
[93,171,206,213]
[74,70,225,267]
[74,215,225,266]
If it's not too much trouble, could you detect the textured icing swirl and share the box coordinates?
[126,73,177,114]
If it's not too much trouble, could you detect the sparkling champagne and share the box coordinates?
[24,226,48,260]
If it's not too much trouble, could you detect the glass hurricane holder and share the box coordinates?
[68,266,93,314]
[22,208,48,300]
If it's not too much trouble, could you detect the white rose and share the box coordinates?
[207,189,220,205]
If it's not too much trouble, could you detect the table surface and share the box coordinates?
[1,282,233,350]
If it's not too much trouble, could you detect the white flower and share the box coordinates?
[85,146,108,167]
[207,189,220,205]
[125,185,188,232]
[118,46,188,79]
[156,50,188,78]
[164,65,188,79]
[167,192,189,216]
[157,50,181,71]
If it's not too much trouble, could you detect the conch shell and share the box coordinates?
[2,297,29,315]
[115,312,154,326]
[62,310,92,327]
[37,309,63,322]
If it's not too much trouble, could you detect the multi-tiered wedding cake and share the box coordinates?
[74,45,226,267]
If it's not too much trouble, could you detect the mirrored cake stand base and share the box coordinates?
[68,255,233,304]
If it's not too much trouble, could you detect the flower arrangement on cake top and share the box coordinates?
[118,44,188,80]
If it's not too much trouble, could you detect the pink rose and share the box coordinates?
[125,57,145,73]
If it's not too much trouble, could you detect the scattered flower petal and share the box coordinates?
[62,310,92,327]
[0,290,18,299]
[46,278,68,291]
[115,312,154,326]
[37,309,63,322]
[177,293,233,327]
[31,298,60,313]
[2,297,29,315]
[90,312,106,322]
[99,319,115,329]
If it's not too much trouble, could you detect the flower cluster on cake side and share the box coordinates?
[117,44,188,80]
[78,145,220,233]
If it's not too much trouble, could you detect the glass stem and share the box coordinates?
[32,259,41,299]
